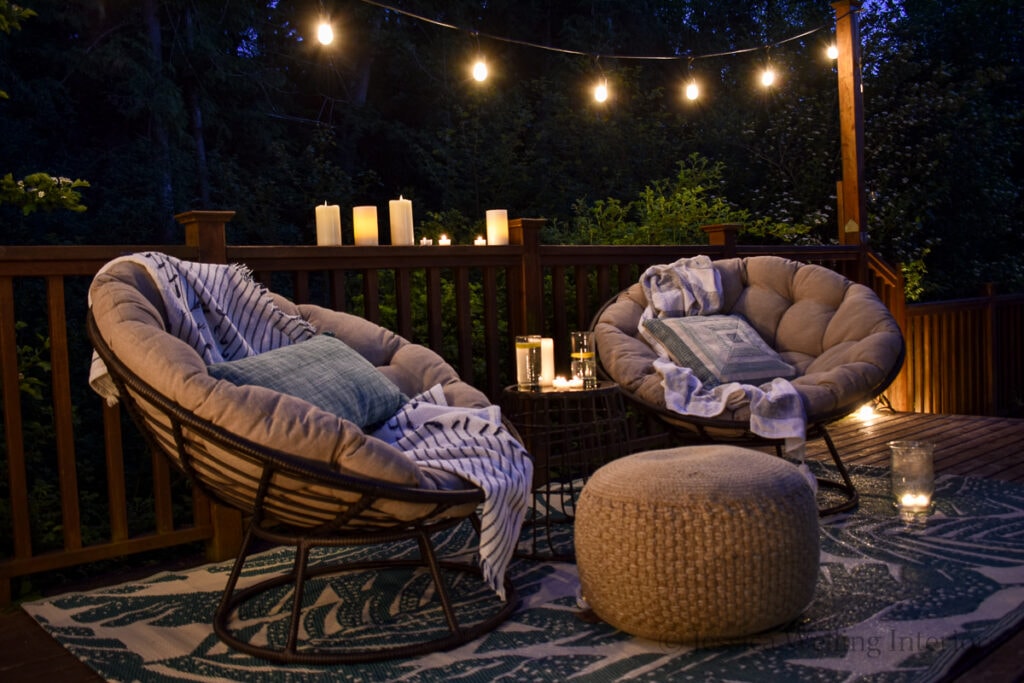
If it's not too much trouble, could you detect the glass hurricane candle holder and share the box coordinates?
[515,335,542,391]
[570,330,597,389]
[889,440,935,518]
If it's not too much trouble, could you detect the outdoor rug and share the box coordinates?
[22,464,1024,682]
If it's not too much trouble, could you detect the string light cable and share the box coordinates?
[353,0,854,65]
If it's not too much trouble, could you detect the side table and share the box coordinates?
[500,381,631,560]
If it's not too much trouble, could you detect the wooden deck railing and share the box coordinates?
[1,210,1021,603]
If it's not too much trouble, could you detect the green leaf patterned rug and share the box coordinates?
[23,466,1024,682]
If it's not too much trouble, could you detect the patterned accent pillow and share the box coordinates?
[643,314,796,388]
[208,334,406,428]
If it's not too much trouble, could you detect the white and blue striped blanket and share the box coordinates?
[372,385,532,600]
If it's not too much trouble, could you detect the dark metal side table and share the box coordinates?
[500,381,631,561]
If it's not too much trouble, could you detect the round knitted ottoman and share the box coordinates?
[575,445,819,643]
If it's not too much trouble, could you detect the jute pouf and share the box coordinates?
[575,445,819,643]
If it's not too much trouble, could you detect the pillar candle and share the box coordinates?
[389,195,414,245]
[540,337,555,386]
[486,209,509,245]
[315,203,342,246]
[353,206,379,246]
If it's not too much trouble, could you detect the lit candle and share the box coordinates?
[438,234,452,246]
[389,195,414,245]
[540,337,554,386]
[314,202,341,246]
[552,376,583,390]
[352,206,379,246]
[900,493,931,510]
[486,209,509,245]
[474,235,486,246]
[419,237,433,246]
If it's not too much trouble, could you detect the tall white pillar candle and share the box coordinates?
[486,209,509,245]
[540,337,555,386]
[315,203,342,245]
[389,195,414,245]
[352,206,379,245]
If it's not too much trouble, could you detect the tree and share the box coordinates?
[0,1,89,217]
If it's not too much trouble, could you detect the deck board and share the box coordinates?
[2,410,1023,682]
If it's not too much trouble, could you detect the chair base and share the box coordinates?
[214,517,518,664]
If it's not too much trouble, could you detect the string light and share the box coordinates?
[472,58,488,82]
[827,44,839,59]
[343,0,857,101]
[317,20,334,46]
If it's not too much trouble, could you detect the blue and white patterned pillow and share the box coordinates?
[643,314,796,388]
[208,334,405,428]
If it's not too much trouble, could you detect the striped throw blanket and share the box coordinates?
[88,251,315,403]
[372,385,532,600]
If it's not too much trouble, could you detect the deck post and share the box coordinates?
[701,223,741,259]
[508,218,546,339]
[175,210,235,264]
[833,1,868,283]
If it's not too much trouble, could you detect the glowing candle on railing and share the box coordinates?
[314,202,341,246]
[438,234,451,246]
[352,206,378,245]
[486,209,509,245]
[474,236,486,246]
[389,196,414,245]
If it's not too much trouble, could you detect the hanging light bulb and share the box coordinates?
[317,20,334,46]
[594,79,609,103]
[472,58,488,82]
[684,79,699,101]
[760,66,776,87]
[826,44,839,60]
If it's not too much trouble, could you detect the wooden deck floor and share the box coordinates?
[2,410,1023,682]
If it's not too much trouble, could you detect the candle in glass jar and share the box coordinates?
[474,236,486,246]
[438,234,452,246]
[420,237,433,246]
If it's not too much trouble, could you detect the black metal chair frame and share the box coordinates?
[589,292,906,516]
[88,312,517,664]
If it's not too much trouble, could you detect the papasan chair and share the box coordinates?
[591,255,905,515]
[87,252,531,663]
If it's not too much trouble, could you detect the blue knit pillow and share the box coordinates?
[643,314,796,388]
[207,334,405,428]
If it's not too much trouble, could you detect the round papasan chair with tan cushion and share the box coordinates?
[87,252,529,664]
[591,255,905,515]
